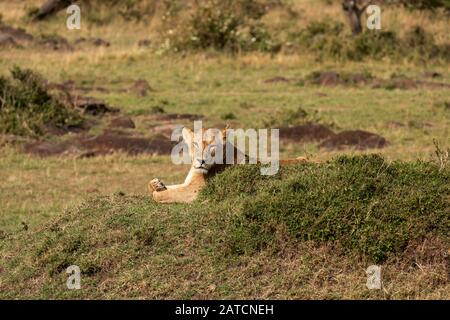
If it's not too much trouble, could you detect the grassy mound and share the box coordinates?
[0,155,448,298]
[0,67,83,137]
[201,154,449,262]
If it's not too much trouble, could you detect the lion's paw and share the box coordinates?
[149,178,167,192]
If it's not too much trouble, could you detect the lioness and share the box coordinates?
[148,127,307,203]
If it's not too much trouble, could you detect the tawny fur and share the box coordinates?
[148,128,308,203]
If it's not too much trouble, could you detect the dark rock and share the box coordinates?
[73,97,119,116]
[319,130,387,150]
[75,37,110,47]
[130,79,153,97]
[76,131,173,156]
[0,25,34,43]
[22,141,69,157]
[279,123,335,142]
[23,131,174,157]
[313,71,340,86]
[38,34,73,51]
[108,116,136,129]
[0,34,19,48]
[151,124,183,139]
[421,71,442,79]
[264,76,290,84]
[138,39,151,47]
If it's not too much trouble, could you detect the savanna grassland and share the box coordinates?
[0,0,449,299]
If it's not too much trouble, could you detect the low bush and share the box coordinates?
[159,0,281,53]
[290,20,450,62]
[0,67,83,137]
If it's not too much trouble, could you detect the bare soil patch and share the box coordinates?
[319,130,387,150]
[400,237,449,268]
[129,79,153,97]
[108,116,136,129]
[421,71,442,79]
[37,34,73,51]
[22,130,173,157]
[150,123,183,139]
[22,140,72,157]
[279,123,335,143]
[263,76,290,84]
[70,96,120,116]
[142,112,204,138]
[0,35,19,48]
[74,131,172,156]
[74,37,110,47]
[0,24,111,51]
[372,77,418,90]
[138,39,151,47]
[153,113,204,121]
[0,24,34,45]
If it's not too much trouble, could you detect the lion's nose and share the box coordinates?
[198,159,206,165]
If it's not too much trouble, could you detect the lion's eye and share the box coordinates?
[206,145,217,156]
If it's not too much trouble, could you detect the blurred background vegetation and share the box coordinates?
[7,0,447,61]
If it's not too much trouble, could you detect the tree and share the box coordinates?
[34,0,72,20]
[341,0,373,35]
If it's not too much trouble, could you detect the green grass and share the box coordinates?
[0,1,449,300]
[0,149,188,233]
[201,155,450,262]
[0,155,448,299]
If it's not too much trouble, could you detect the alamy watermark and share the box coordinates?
[66,4,81,30]
[170,121,280,176]
[366,5,381,31]
[66,265,81,290]
[366,265,382,290]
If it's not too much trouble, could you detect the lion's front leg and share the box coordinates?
[148,178,168,192]
[148,178,200,204]
[149,170,207,204]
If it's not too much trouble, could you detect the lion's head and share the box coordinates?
[181,127,228,174]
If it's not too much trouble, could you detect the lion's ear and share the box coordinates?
[182,127,193,146]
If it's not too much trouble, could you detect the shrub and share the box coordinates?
[0,67,83,137]
[402,26,450,61]
[349,31,399,60]
[289,20,345,58]
[221,112,237,120]
[291,20,450,62]
[159,0,281,53]
[150,106,166,114]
